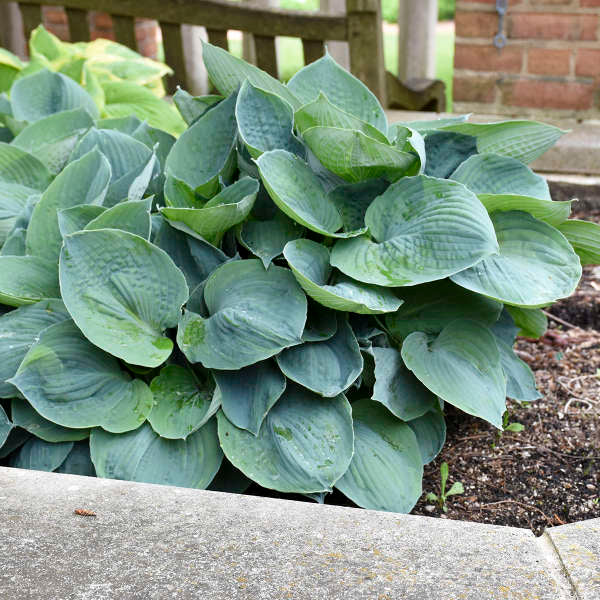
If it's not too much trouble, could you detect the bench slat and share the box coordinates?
[66,7,90,42]
[301,38,324,66]
[254,34,277,77]
[159,21,187,95]
[111,13,137,50]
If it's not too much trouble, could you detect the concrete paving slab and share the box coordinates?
[0,466,581,600]
[546,518,600,600]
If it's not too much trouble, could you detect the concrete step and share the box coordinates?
[1,466,597,599]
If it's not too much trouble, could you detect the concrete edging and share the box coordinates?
[0,466,597,599]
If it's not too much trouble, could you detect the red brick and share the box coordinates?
[453,76,497,103]
[576,49,600,78]
[527,48,571,75]
[507,13,598,41]
[502,78,595,109]
[43,6,67,26]
[454,44,523,72]
[91,12,113,30]
[529,0,576,4]
[455,11,499,38]
[581,0,600,6]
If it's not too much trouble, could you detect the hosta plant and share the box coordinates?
[0,26,185,136]
[1,43,599,513]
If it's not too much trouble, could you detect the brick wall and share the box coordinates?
[42,7,159,58]
[454,0,600,119]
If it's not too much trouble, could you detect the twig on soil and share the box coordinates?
[476,500,554,525]
[543,310,577,329]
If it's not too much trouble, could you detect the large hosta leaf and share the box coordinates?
[0,299,70,397]
[401,319,506,428]
[327,179,389,232]
[494,335,541,402]
[217,384,354,493]
[0,256,59,306]
[302,127,417,183]
[0,184,35,246]
[477,194,571,227]
[256,149,366,237]
[201,41,300,109]
[59,229,189,367]
[0,143,53,190]
[90,420,222,488]
[506,306,548,339]
[161,177,258,245]
[277,315,363,397]
[423,131,477,179]
[177,260,306,369]
[385,279,502,340]
[451,211,581,307]
[9,320,153,431]
[336,399,423,512]
[330,175,498,286]
[0,404,13,449]
[557,219,600,265]
[10,69,99,122]
[173,89,222,125]
[236,80,302,158]
[26,150,111,261]
[9,437,73,471]
[371,347,437,420]
[439,120,566,164]
[284,239,402,314]
[84,198,152,239]
[56,440,95,476]
[148,365,220,439]
[11,399,90,442]
[165,92,237,198]
[288,53,387,133]
[213,360,286,435]
[408,408,446,465]
[57,204,106,236]
[11,108,93,173]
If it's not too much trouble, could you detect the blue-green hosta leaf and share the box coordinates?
[336,399,423,513]
[148,365,220,440]
[26,150,111,261]
[0,299,70,398]
[214,360,286,436]
[408,408,446,465]
[330,175,498,287]
[57,204,106,237]
[201,41,300,109]
[288,53,387,133]
[59,229,189,367]
[451,153,550,200]
[401,319,506,428]
[102,81,186,136]
[492,308,519,346]
[439,120,566,164]
[451,211,581,307]
[302,303,338,342]
[161,177,258,245]
[385,279,502,340]
[257,149,366,238]
[557,219,600,265]
[0,256,59,306]
[165,92,237,199]
[0,404,13,449]
[217,384,354,493]
[284,239,402,314]
[207,459,252,494]
[423,131,478,179]
[11,399,90,442]
[83,198,152,239]
[173,88,222,125]
[97,115,143,134]
[9,320,153,432]
[493,335,541,402]
[276,315,363,397]
[239,215,303,269]
[90,420,222,488]
[0,227,26,256]
[478,194,571,227]
[0,427,29,459]
[177,260,306,370]
[56,440,95,476]
[0,142,53,190]
[0,184,35,246]
[393,125,426,175]
[9,438,73,471]
[294,92,388,143]
[302,127,417,183]
[11,108,93,173]
[401,114,470,133]
[372,347,437,420]
[506,306,548,339]
[236,80,303,158]
[327,179,389,232]
[10,69,99,122]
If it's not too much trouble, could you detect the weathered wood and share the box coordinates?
[66,7,90,42]
[254,34,277,77]
[301,38,324,66]
[160,21,187,94]
[206,28,228,50]
[17,2,41,39]
[397,0,437,81]
[111,13,136,50]
[346,0,386,106]
[0,2,27,58]
[385,71,446,112]
[0,0,347,41]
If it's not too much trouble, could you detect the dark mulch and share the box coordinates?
[411,208,600,535]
